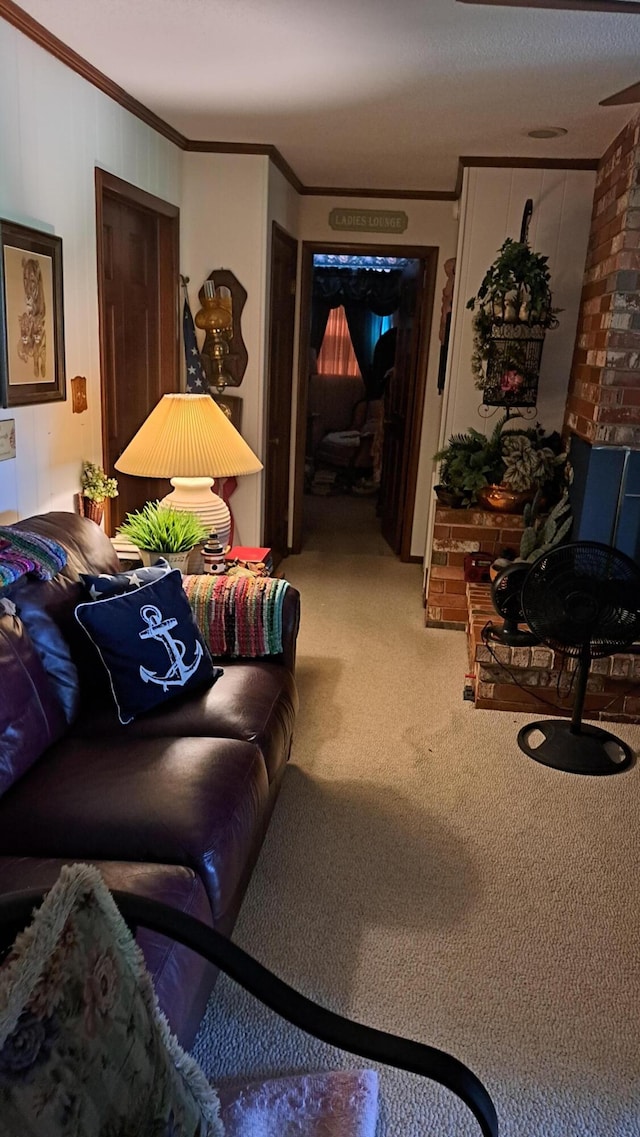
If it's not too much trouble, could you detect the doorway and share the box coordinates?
[95,169,180,534]
[292,242,437,560]
[264,222,298,567]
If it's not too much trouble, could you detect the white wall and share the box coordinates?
[440,166,596,447]
[298,196,459,558]
[180,152,270,547]
[267,165,300,243]
[0,22,181,524]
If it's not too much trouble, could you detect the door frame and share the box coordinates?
[292,240,438,560]
[265,220,298,561]
[95,168,180,533]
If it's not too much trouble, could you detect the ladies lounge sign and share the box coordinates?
[329,208,408,234]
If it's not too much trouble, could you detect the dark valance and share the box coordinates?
[312,268,402,316]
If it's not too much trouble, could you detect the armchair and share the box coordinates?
[0,886,499,1136]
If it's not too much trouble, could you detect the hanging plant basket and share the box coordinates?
[482,322,546,408]
[467,230,559,409]
[79,496,105,525]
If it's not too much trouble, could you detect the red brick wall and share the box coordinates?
[426,506,524,628]
[564,113,640,447]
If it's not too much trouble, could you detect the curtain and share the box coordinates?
[343,303,377,389]
[317,306,360,377]
[310,296,332,356]
[313,268,402,313]
[312,269,401,395]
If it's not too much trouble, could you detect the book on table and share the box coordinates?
[227,546,273,574]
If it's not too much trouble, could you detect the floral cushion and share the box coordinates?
[0,863,223,1137]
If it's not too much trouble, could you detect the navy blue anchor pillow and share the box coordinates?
[75,570,220,724]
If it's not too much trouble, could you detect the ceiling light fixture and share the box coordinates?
[527,127,568,139]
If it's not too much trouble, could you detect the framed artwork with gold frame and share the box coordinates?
[0,220,66,408]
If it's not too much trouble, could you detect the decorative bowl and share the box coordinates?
[476,485,534,514]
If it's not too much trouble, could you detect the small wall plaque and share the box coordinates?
[329,208,408,234]
[0,418,16,461]
[70,374,88,414]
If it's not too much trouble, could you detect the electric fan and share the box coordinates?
[489,562,539,646]
[518,541,640,775]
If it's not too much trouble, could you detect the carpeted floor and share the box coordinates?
[193,495,640,1136]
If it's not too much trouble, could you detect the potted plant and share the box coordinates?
[435,417,567,513]
[519,488,572,562]
[467,238,559,406]
[80,461,118,525]
[117,501,208,571]
[434,415,506,507]
[477,424,567,513]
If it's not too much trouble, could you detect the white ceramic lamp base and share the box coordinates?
[160,477,231,548]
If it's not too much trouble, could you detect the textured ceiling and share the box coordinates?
[13,0,640,190]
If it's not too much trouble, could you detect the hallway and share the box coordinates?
[299,494,396,560]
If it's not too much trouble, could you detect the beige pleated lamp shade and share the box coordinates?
[114,393,263,478]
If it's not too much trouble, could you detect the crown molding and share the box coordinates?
[454,155,600,197]
[299,185,457,201]
[1,1,603,203]
[184,139,304,193]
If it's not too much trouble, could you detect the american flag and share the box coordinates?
[182,295,208,392]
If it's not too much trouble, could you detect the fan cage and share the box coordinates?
[491,563,529,621]
[521,541,640,659]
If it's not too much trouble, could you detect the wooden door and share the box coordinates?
[379,260,425,553]
[96,172,179,533]
[264,223,298,565]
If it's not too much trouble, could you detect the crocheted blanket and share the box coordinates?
[182,574,289,658]
[0,526,67,588]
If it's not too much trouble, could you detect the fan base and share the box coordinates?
[518,720,633,776]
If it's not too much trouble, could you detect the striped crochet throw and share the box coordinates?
[182,574,289,658]
[0,527,67,589]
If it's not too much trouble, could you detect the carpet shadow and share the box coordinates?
[235,765,480,1010]
[292,657,345,748]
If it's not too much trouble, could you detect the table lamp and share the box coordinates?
[114,393,262,548]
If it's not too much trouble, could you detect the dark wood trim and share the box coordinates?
[95,169,180,533]
[300,186,457,201]
[265,221,299,555]
[185,140,303,193]
[407,554,423,564]
[271,220,299,259]
[292,240,437,562]
[600,81,640,106]
[0,0,604,199]
[0,0,187,149]
[292,245,315,556]
[454,155,600,197]
[400,249,438,562]
[94,169,180,219]
[457,0,640,10]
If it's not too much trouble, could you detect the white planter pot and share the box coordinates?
[139,549,192,572]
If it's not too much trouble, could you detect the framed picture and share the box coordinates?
[0,220,66,408]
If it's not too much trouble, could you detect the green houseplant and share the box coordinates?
[117,501,208,571]
[519,488,572,562]
[435,417,566,511]
[434,415,506,507]
[467,238,559,403]
[80,461,118,525]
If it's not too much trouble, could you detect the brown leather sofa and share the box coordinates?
[0,512,300,1046]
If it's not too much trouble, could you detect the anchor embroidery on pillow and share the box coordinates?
[138,603,203,690]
